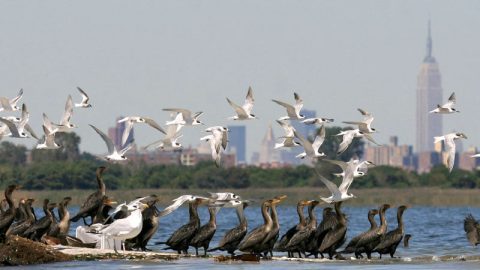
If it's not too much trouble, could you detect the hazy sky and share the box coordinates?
[0,0,479,160]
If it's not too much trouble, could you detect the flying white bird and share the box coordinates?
[343,108,377,133]
[143,123,183,150]
[90,124,133,161]
[226,86,257,120]
[163,108,204,126]
[430,92,459,114]
[117,116,166,146]
[54,95,77,133]
[74,87,92,108]
[209,192,241,201]
[272,92,305,120]
[97,201,148,252]
[0,104,38,139]
[336,129,379,155]
[315,170,356,204]
[158,195,210,218]
[274,120,299,149]
[0,89,23,112]
[434,132,467,172]
[36,125,61,150]
[205,126,229,151]
[42,113,59,134]
[324,159,375,191]
[200,134,222,167]
[294,125,326,159]
[302,117,334,125]
[1,116,21,123]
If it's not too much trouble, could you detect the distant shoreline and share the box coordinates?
[13,187,480,207]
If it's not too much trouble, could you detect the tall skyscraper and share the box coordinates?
[416,21,443,153]
[258,124,280,164]
[227,125,246,164]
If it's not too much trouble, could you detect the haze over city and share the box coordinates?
[0,0,479,161]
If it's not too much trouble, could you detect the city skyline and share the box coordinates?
[0,1,479,159]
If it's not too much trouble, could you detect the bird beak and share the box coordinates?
[142,203,149,209]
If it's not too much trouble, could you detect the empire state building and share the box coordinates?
[416,21,443,153]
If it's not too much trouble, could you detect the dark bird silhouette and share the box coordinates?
[341,208,379,256]
[208,200,249,255]
[23,199,57,241]
[318,201,348,259]
[7,198,36,237]
[70,166,107,225]
[285,200,320,258]
[0,185,21,242]
[190,206,217,256]
[464,214,480,246]
[163,197,208,254]
[260,195,287,257]
[127,195,160,251]
[374,205,408,258]
[92,196,117,224]
[354,204,390,259]
[237,199,275,254]
[275,200,310,257]
[47,197,72,237]
[404,234,412,248]
[307,207,339,258]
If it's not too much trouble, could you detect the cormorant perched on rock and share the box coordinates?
[23,199,57,241]
[464,214,480,246]
[341,208,379,256]
[275,200,310,257]
[190,206,217,256]
[237,199,274,254]
[48,197,72,237]
[70,166,107,225]
[318,201,348,259]
[163,197,209,254]
[208,200,249,255]
[285,200,320,258]
[260,195,287,257]
[307,207,338,258]
[127,195,160,251]
[374,205,408,258]
[7,198,36,236]
[0,184,21,243]
[354,204,390,259]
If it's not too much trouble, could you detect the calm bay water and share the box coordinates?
[8,205,480,269]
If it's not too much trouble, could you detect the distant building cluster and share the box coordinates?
[114,22,480,173]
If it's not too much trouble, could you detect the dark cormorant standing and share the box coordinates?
[260,195,287,257]
[190,206,217,256]
[127,195,160,251]
[23,199,57,241]
[70,166,107,225]
[0,185,21,242]
[92,196,116,224]
[464,214,480,246]
[373,205,408,258]
[0,199,7,214]
[275,200,309,257]
[164,197,207,254]
[307,207,337,258]
[341,208,379,255]
[14,198,27,221]
[208,200,249,255]
[404,234,411,247]
[318,201,348,259]
[285,200,320,257]
[7,198,36,236]
[237,199,274,254]
[48,197,72,237]
[354,204,390,259]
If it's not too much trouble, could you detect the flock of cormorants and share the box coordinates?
[0,166,417,261]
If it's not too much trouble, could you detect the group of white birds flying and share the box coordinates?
[0,87,475,203]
